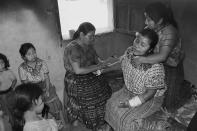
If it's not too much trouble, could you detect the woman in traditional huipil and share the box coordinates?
[105,28,166,131]
[134,2,184,112]
[63,22,111,130]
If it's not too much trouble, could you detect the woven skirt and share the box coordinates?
[105,87,164,131]
[163,62,184,112]
[64,72,112,129]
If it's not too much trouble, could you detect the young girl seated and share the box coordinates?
[0,53,17,126]
[18,43,65,127]
[13,83,58,131]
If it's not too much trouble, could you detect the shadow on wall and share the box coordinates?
[0,0,65,101]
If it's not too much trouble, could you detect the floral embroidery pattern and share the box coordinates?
[19,58,48,82]
[22,60,42,77]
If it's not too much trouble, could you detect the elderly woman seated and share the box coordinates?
[104,28,168,131]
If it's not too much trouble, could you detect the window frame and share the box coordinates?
[57,0,115,40]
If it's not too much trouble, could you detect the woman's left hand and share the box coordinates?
[133,56,146,65]
[98,62,110,69]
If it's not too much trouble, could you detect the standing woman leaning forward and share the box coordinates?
[134,2,185,112]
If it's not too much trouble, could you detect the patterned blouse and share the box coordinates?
[63,41,99,73]
[155,24,184,67]
[18,58,49,83]
[121,46,166,97]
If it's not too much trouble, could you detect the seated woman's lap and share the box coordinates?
[105,87,164,130]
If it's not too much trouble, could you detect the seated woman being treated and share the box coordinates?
[105,28,166,131]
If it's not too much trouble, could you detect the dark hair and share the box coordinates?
[139,28,158,55]
[72,22,96,40]
[0,53,10,69]
[13,83,43,122]
[19,43,36,58]
[145,2,178,29]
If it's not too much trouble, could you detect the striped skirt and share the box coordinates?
[64,72,112,129]
[163,62,184,112]
[105,87,164,131]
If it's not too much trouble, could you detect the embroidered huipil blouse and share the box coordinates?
[63,41,99,73]
[121,46,166,97]
[18,58,49,83]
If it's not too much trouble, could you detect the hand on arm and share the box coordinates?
[99,55,123,73]
[133,45,172,64]
[98,56,119,66]
[134,28,177,64]
[71,61,108,74]
[101,62,121,74]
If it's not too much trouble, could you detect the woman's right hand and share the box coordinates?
[98,62,110,70]
[93,63,109,76]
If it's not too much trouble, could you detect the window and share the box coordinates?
[57,0,114,39]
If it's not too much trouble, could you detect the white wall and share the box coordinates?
[0,5,65,101]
